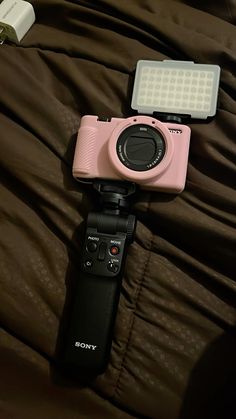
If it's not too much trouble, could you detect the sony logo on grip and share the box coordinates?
[75,341,97,350]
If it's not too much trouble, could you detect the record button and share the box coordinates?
[110,246,119,256]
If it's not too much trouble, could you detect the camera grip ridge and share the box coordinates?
[73,126,97,174]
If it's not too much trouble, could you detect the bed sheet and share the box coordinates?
[0,1,236,418]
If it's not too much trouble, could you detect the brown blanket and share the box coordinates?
[0,1,236,418]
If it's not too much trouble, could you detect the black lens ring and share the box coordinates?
[116,124,166,172]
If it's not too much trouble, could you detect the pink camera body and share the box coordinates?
[72,115,191,193]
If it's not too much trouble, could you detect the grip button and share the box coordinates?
[87,241,98,252]
[110,246,119,255]
[97,242,107,261]
[84,259,93,268]
[107,261,119,273]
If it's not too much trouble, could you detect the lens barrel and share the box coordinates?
[116,124,166,172]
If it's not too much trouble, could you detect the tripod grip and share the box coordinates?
[64,211,136,375]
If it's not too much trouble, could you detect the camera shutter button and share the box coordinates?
[87,241,98,252]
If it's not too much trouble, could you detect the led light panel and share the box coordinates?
[131,60,221,119]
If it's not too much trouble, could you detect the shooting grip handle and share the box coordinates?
[64,211,136,375]
[64,269,121,374]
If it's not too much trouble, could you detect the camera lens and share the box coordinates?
[116,124,166,171]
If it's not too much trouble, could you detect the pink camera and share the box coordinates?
[72,115,191,193]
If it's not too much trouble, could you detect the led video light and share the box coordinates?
[131,60,221,119]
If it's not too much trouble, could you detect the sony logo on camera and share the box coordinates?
[168,128,182,134]
[75,341,97,350]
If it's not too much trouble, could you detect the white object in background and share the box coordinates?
[0,0,35,44]
[131,60,221,119]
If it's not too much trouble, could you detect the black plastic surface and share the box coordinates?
[64,270,121,374]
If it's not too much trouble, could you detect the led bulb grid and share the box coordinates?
[131,60,221,119]
[139,67,214,111]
